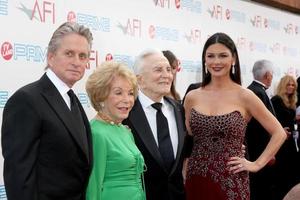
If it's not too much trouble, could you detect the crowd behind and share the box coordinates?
[1,22,300,200]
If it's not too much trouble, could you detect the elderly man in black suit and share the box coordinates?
[245,59,276,200]
[1,22,93,200]
[123,49,186,200]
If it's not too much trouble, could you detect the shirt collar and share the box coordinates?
[254,80,267,89]
[46,68,70,95]
[138,90,167,109]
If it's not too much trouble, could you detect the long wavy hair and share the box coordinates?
[202,32,241,87]
[275,75,297,109]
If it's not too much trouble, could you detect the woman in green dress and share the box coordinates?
[85,61,146,200]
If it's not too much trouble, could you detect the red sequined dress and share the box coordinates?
[185,108,249,200]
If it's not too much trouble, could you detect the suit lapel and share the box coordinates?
[164,97,185,175]
[129,99,166,170]
[251,81,276,116]
[39,74,89,160]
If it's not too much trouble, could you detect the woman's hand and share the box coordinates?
[227,156,261,174]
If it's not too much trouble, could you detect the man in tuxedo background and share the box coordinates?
[123,49,186,200]
[245,59,277,200]
[1,22,93,200]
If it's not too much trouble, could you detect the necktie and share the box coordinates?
[152,102,174,171]
[67,89,88,156]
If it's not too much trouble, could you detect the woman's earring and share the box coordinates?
[100,102,104,109]
[232,64,235,74]
[205,63,208,74]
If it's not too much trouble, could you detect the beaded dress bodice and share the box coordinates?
[186,108,249,200]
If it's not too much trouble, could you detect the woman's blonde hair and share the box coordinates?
[275,75,297,109]
[86,61,138,111]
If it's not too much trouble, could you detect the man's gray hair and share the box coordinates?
[47,22,93,56]
[133,48,164,75]
[252,59,274,80]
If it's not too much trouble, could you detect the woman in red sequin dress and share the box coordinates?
[183,33,286,200]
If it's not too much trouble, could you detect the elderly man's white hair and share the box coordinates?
[133,48,165,75]
[252,59,274,81]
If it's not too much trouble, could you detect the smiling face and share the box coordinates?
[205,43,236,78]
[286,80,296,95]
[47,33,90,87]
[138,53,173,102]
[102,76,135,123]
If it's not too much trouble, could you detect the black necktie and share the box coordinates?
[152,102,174,171]
[67,89,88,155]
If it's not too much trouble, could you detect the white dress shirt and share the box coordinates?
[138,91,178,157]
[46,69,72,110]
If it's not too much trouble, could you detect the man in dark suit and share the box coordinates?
[1,22,93,200]
[245,59,276,200]
[123,49,186,200]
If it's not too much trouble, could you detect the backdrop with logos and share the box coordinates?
[1,0,300,198]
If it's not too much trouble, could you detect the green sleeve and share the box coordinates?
[86,127,107,200]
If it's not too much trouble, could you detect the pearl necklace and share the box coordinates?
[97,112,122,126]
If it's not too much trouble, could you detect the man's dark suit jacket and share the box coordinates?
[246,81,276,200]
[1,74,93,200]
[123,97,186,200]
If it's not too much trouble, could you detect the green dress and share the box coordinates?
[86,119,146,200]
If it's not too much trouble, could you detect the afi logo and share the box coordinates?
[270,43,281,54]
[185,29,201,44]
[1,42,13,60]
[284,23,298,35]
[117,19,142,37]
[250,15,268,28]
[153,0,170,8]
[18,1,55,23]
[31,0,55,23]
[236,37,247,50]
[208,5,222,19]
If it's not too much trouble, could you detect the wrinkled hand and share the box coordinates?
[227,157,260,174]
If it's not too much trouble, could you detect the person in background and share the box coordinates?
[163,50,181,101]
[296,76,300,107]
[184,32,286,200]
[123,49,186,200]
[1,22,93,200]
[271,75,300,200]
[245,59,277,200]
[85,61,145,200]
[182,82,201,105]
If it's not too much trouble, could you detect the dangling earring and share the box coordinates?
[232,64,235,74]
[99,102,104,110]
[205,63,208,74]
